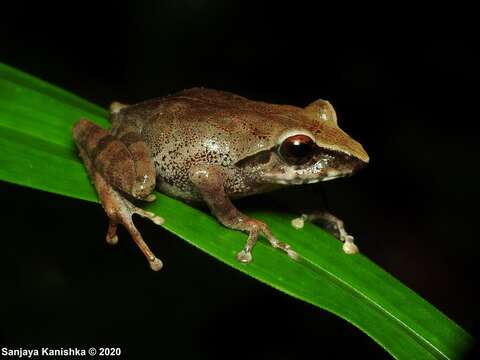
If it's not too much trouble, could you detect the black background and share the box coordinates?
[0,2,478,359]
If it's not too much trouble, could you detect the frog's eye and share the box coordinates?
[279,134,316,165]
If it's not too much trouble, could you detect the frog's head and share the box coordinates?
[237,99,369,185]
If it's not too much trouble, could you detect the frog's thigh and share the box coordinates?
[114,123,157,199]
[72,118,155,199]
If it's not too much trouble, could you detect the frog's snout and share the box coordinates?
[349,156,368,173]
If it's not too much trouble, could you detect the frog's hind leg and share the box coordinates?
[72,118,164,271]
[291,212,359,254]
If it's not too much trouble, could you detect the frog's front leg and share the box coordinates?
[291,211,359,254]
[189,165,299,263]
[72,119,164,271]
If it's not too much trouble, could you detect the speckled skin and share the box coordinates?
[72,88,369,270]
[109,88,368,201]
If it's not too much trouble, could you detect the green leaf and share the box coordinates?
[0,62,472,359]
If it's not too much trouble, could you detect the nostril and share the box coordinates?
[340,155,367,175]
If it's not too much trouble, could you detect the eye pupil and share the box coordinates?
[288,140,309,157]
[279,135,315,165]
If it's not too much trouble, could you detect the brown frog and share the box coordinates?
[72,88,368,271]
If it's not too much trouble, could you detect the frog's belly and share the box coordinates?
[155,179,203,203]
[155,175,281,203]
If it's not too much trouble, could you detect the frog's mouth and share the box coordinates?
[264,168,351,185]
[262,153,366,185]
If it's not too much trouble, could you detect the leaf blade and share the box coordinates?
[0,63,472,360]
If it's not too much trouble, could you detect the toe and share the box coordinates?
[149,257,164,271]
[343,241,359,254]
[236,250,253,263]
[291,217,305,229]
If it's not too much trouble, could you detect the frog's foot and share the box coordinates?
[106,206,164,244]
[291,212,359,254]
[93,166,164,271]
[291,214,309,230]
[236,219,299,263]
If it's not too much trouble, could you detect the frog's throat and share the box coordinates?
[264,169,349,185]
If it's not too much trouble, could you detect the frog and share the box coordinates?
[72,88,369,271]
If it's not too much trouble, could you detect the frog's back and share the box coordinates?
[113,88,314,161]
